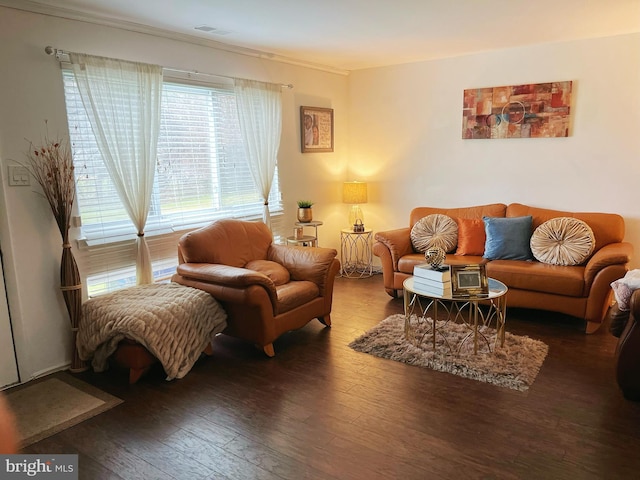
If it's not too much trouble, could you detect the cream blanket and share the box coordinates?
[77,282,227,380]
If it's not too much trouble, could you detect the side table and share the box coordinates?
[287,220,323,247]
[340,229,373,278]
[286,235,317,247]
[295,220,323,246]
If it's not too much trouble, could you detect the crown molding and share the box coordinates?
[0,0,350,76]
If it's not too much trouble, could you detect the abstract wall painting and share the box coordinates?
[462,81,572,139]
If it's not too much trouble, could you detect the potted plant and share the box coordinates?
[297,200,314,223]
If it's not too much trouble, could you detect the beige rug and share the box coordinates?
[4,371,122,448]
[349,314,548,391]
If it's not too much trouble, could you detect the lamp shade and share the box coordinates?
[343,181,368,204]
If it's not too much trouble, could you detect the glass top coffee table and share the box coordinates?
[403,276,508,355]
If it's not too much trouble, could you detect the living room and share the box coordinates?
[0,1,639,477]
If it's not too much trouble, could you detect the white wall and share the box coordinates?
[0,7,349,381]
[348,33,640,269]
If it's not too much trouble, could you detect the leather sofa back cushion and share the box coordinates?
[410,203,506,228]
[506,203,624,252]
[455,218,486,256]
[179,219,273,266]
[245,260,290,286]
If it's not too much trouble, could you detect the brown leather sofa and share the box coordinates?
[373,203,633,333]
[172,219,341,356]
[607,291,640,401]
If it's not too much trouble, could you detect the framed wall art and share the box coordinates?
[300,106,334,153]
[450,264,489,297]
[462,81,572,139]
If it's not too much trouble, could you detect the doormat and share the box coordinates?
[4,371,122,448]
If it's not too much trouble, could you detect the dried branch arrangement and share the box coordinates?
[25,130,76,241]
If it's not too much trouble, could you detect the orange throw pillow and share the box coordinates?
[455,218,486,256]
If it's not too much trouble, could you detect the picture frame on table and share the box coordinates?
[450,264,489,297]
[300,106,334,153]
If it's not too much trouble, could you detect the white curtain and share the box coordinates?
[233,79,282,229]
[69,53,162,285]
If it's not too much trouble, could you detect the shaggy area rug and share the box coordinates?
[349,314,549,391]
[5,371,122,448]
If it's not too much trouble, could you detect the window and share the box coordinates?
[62,71,284,296]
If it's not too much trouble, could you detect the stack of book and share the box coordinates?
[412,263,452,296]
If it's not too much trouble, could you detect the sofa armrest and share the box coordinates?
[584,242,634,287]
[373,227,413,271]
[175,263,277,305]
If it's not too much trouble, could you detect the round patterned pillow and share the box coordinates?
[410,214,458,253]
[530,217,595,266]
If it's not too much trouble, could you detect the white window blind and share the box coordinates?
[62,70,284,296]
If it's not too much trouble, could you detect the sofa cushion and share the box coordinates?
[410,214,458,253]
[455,218,486,256]
[530,217,595,266]
[483,216,533,261]
[486,260,585,297]
[398,253,487,274]
[245,260,290,286]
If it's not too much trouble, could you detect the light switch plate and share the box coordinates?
[8,166,30,186]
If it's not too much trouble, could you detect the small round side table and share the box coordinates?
[286,235,318,247]
[340,228,373,278]
[295,220,323,246]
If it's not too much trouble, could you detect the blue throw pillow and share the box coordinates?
[483,216,533,260]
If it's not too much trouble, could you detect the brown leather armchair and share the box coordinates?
[608,291,640,401]
[171,219,341,356]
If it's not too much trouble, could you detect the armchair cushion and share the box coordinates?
[178,219,273,266]
[276,281,320,314]
[246,260,290,286]
[268,244,337,294]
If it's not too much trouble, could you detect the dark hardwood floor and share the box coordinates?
[24,274,640,479]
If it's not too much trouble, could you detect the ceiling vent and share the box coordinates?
[194,25,231,35]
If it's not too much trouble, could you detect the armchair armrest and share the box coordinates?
[373,227,413,271]
[175,263,277,305]
[268,245,338,292]
[584,242,634,287]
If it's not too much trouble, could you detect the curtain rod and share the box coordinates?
[44,46,294,89]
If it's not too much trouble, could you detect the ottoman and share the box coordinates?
[77,282,227,383]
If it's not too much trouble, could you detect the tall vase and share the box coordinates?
[61,243,87,372]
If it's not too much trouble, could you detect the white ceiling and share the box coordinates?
[5,0,640,71]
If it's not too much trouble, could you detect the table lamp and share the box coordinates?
[343,181,368,228]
